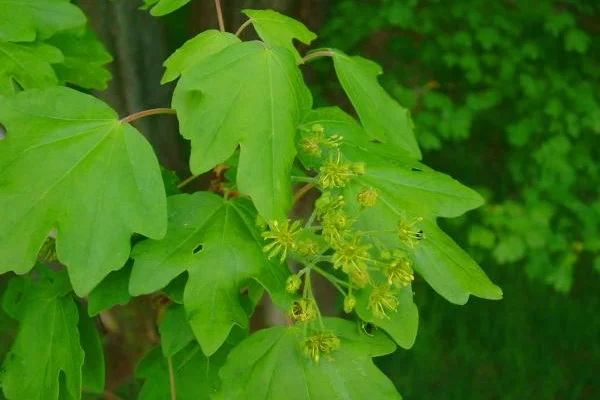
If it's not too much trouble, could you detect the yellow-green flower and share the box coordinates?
[368,284,399,319]
[262,219,303,263]
[398,216,425,248]
[357,186,379,208]
[321,210,351,244]
[304,331,341,362]
[319,151,353,189]
[332,237,372,274]
[385,256,414,288]
[290,298,316,322]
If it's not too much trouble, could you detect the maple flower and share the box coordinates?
[332,236,372,274]
[290,298,317,322]
[357,186,379,208]
[397,216,425,248]
[262,219,303,263]
[368,284,399,319]
[299,136,323,157]
[319,151,354,189]
[385,256,414,288]
[321,210,351,244]
[315,192,345,215]
[304,331,341,362]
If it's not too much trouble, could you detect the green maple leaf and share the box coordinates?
[141,0,192,17]
[87,264,132,316]
[216,318,402,400]
[159,304,195,358]
[330,50,422,159]
[161,30,240,84]
[0,269,84,400]
[0,0,86,42]
[0,87,167,296]
[299,108,502,304]
[129,192,293,355]
[78,303,105,394]
[242,9,317,62]
[0,42,63,94]
[173,41,312,220]
[47,28,113,90]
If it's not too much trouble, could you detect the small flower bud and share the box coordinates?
[299,137,322,157]
[343,294,356,313]
[358,187,379,208]
[286,275,302,293]
[311,123,325,135]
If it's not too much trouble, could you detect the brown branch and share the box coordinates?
[214,0,225,32]
[168,357,177,400]
[293,183,316,204]
[119,108,176,124]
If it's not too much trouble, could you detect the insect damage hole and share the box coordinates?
[192,243,204,255]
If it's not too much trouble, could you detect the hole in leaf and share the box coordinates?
[192,243,204,255]
[411,167,422,172]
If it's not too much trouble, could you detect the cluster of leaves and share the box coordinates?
[0,0,112,94]
[0,2,501,399]
[319,0,600,292]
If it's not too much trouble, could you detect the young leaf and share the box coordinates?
[216,318,402,400]
[137,331,240,400]
[242,9,317,62]
[0,87,167,296]
[0,270,84,400]
[78,304,105,394]
[331,50,422,159]
[87,263,132,316]
[0,0,86,42]
[46,28,113,90]
[299,108,502,304]
[0,42,63,95]
[173,41,312,220]
[159,304,195,358]
[141,0,191,17]
[162,30,240,84]
[129,192,293,355]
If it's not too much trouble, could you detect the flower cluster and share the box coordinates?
[259,123,427,360]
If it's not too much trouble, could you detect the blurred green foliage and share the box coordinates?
[317,0,599,293]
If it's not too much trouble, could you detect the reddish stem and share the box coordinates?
[119,108,176,124]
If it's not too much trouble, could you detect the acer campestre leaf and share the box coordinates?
[159,304,195,358]
[78,304,105,394]
[216,318,402,400]
[0,0,86,42]
[330,50,422,159]
[137,328,243,400]
[162,30,240,84]
[173,41,312,220]
[299,108,502,305]
[87,263,132,316]
[0,269,84,400]
[0,87,167,296]
[46,28,113,90]
[130,192,293,355]
[0,42,63,95]
[242,9,317,62]
[142,0,191,17]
